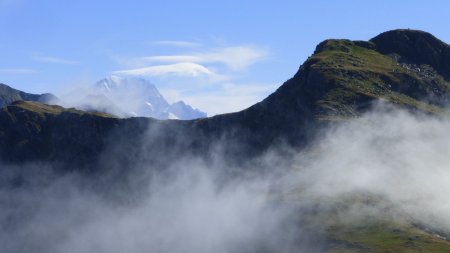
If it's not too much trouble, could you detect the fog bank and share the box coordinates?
[1,105,450,252]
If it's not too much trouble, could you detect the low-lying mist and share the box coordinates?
[288,106,450,233]
[1,104,450,252]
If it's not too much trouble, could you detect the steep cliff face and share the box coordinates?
[0,29,449,169]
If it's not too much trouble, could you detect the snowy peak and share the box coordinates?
[168,101,206,119]
[91,76,206,120]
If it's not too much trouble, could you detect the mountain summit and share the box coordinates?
[61,76,207,120]
[93,76,206,119]
[370,29,450,80]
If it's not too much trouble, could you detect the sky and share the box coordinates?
[1,0,450,115]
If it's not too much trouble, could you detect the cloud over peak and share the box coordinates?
[138,45,268,70]
[110,41,271,115]
[111,62,216,78]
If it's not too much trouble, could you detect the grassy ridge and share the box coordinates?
[8,100,115,118]
[308,40,450,120]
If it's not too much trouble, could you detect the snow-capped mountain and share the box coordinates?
[61,76,206,120]
[94,76,206,119]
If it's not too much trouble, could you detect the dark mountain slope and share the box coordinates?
[0,101,199,171]
[0,101,120,166]
[0,29,450,169]
[0,83,56,107]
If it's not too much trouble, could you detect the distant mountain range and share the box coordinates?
[0,77,206,120]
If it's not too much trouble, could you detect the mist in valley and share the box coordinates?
[1,104,450,252]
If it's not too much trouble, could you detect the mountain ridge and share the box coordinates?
[1,29,450,167]
[0,83,57,108]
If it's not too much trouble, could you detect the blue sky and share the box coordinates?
[1,0,450,115]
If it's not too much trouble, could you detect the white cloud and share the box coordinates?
[161,82,278,116]
[112,62,216,78]
[32,54,79,65]
[0,68,37,74]
[138,45,268,70]
[152,40,202,48]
